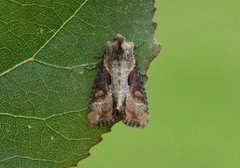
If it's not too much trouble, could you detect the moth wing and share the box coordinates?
[88,57,114,126]
[123,66,149,128]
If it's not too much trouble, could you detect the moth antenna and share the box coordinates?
[134,41,145,49]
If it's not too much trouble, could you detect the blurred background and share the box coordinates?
[79,0,240,167]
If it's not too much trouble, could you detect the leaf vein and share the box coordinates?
[0,0,89,77]
[45,122,90,141]
[0,108,87,120]
[34,59,97,70]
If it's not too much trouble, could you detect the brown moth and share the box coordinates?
[88,34,148,128]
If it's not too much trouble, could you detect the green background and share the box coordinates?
[80,0,240,167]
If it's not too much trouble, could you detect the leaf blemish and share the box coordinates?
[40,28,44,34]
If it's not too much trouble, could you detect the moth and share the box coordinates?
[88,34,149,128]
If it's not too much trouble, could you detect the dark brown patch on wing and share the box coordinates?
[88,58,114,126]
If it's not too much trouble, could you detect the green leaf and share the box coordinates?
[0,0,160,167]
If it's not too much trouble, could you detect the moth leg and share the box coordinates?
[93,55,102,59]
[122,66,149,128]
[134,41,145,49]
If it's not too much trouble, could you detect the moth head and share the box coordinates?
[114,34,125,45]
[113,34,135,61]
